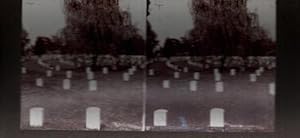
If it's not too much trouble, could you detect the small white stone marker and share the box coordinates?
[174,72,180,79]
[215,82,224,92]
[132,66,137,72]
[102,67,108,74]
[183,67,189,73]
[46,70,53,77]
[86,67,91,73]
[63,79,71,90]
[153,109,168,126]
[66,70,72,79]
[269,82,275,95]
[210,108,225,127]
[55,65,60,71]
[194,72,200,80]
[29,107,44,127]
[22,67,27,74]
[87,72,94,80]
[128,68,135,75]
[255,69,261,76]
[214,68,219,74]
[259,67,265,73]
[36,78,43,87]
[88,80,98,91]
[86,107,101,130]
[148,69,154,76]
[250,74,257,82]
[230,69,236,76]
[163,80,170,88]
[123,73,130,81]
[189,80,197,91]
[214,73,222,81]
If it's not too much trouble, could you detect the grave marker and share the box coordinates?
[87,72,94,80]
[63,79,71,90]
[230,69,236,76]
[66,70,72,79]
[154,109,168,126]
[163,80,170,88]
[86,67,91,73]
[46,70,53,77]
[250,74,257,82]
[189,80,197,91]
[183,67,189,73]
[210,108,225,127]
[55,65,60,71]
[174,72,180,79]
[86,107,101,130]
[255,69,261,76]
[215,82,224,92]
[194,72,200,80]
[89,80,97,91]
[102,67,108,74]
[148,69,154,76]
[123,73,130,81]
[29,107,44,127]
[22,67,27,74]
[36,78,43,87]
[269,82,275,95]
[214,73,222,81]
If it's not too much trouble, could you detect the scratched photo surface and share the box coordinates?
[21,0,276,132]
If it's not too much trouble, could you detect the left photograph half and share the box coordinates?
[21,0,146,131]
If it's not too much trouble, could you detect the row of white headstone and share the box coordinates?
[29,107,225,129]
[29,107,101,130]
[153,108,225,127]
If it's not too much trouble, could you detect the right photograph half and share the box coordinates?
[145,0,276,132]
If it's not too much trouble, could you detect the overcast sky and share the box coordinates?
[22,0,276,45]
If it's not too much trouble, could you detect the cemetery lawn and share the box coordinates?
[145,62,274,132]
[21,60,274,132]
[21,60,144,131]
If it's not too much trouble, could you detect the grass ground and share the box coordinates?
[21,58,274,132]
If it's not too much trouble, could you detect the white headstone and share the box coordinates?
[269,82,275,95]
[250,74,257,82]
[46,70,53,77]
[153,109,168,126]
[132,66,137,72]
[230,69,236,76]
[148,69,154,76]
[63,79,71,90]
[66,70,72,79]
[102,67,108,74]
[214,68,219,74]
[128,68,135,75]
[210,108,225,127]
[214,73,222,81]
[163,80,170,88]
[215,82,224,92]
[255,69,261,76]
[123,73,130,81]
[189,80,197,91]
[36,78,43,87]
[194,72,200,80]
[259,67,264,73]
[183,67,189,73]
[87,72,94,80]
[89,80,97,91]
[29,107,44,127]
[55,65,60,71]
[86,67,91,73]
[86,107,101,130]
[174,72,180,79]
[22,67,27,74]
